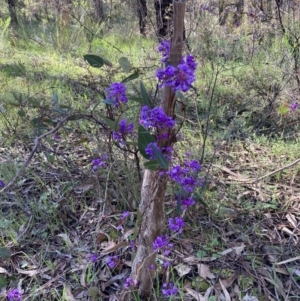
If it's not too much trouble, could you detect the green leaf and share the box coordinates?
[144,160,159,170]
[196,249,207,259]
[151,144,169,169]
[103,58,113,67]
[0,275,7,289]
[45,152,55,164]
[52,93,58,105]
[102,99,115,105]
[99,114,119,131]
[83,54,104,68]
[31,118,46,129]
[279,104,288,115]
[18,109,26,117]
[118,57,132,73]
[28,98,40,107]
[122,72,140,83]
[140,81,153,107]
[0,247,11,258]
[176,91,185,101]
[138,125,156,159]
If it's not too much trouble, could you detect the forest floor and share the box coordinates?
[1,26,300,301]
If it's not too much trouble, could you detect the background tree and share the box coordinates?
[155,0,173,39]
[91,0,105,23]
[7,0,18,25]
[137,0,147,36]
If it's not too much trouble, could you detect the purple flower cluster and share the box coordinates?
[116,211,130,231]
[89,254,98,263]
[290,102,299,111]
[200,4,215,14]
[158,40,171,63]
[157,55,197,92]
[0,180,5,188]
[7,289,22,301]
[168,159,202,193]
[153,235,173,255]
[124,277,138,289]
[180,195,196,209]
[167,158,203,210]
[140,106,175,130]
[106,82,128,107]
[145,142,173,161]
[113,119,134,144]
[107,255,118,268]
[162,282,178,297]
[168,217,184,234]
[92,155,107,170]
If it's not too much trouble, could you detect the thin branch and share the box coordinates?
[0,115,70,194]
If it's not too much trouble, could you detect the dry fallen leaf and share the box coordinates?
[174,263,191,277]
[197,264,215,280]
[0,267,9,274]
[101,241,128,255]
[64,284,78,301]
[215,273,237,290]
[219,279,231,301]
[185,287,207,301]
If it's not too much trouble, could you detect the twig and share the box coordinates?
[0,115,70,193]
[224,158,300,184]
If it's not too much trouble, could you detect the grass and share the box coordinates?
[1,7,300,301]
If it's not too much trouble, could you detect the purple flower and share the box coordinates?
[124,277,138,289]
[92,156,107,170]
[290,102,299,111]
[0,180,5,188]
[140,106,175,130]
[106,82,128,107]
[186,160,201,172]
[162,282,178,297]
[158,40,171,63]
[168,216,185,233]
[53,133,60,140]
[149,264,155,270]
[7,289,22,301]
[107,255,118,268]
[156,55,197,92]
[181,195,195,209]
[153,235,173,255]
[163,261,171,268]
[168,159,202,193]
[145,142,173,161]
[121,211,130,220]
[153,235,170,250]
[113,119,134,144]
[89,254,98,263]
[112,132,123,143]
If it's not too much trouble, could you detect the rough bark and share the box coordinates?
[124,2,185,300]
[137,0,147,36]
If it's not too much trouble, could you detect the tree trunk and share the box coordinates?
[125,2,185,300]
[7,0,18,25]
[155,0,173,39]
[91,0,105,23]
[234,0,244,26]
[137,0,147,36]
